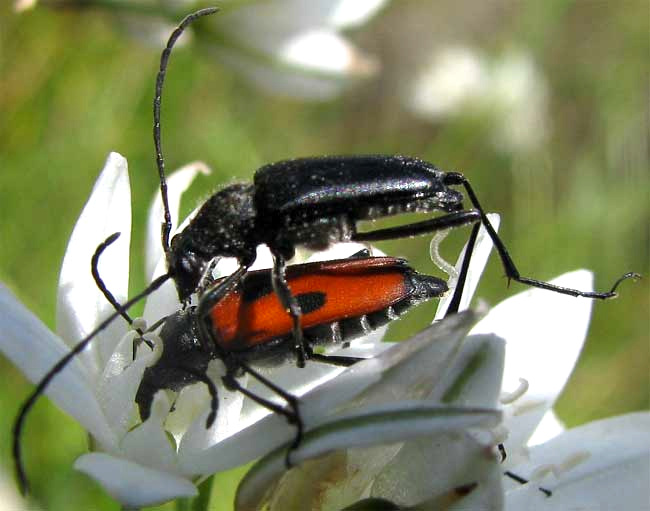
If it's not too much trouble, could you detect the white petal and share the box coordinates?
[0,467,30,511]
[145,162,210,282]
[220,0,387,32]
[142,263,179,322]
[504,413,650,510]
[235,404,500,511]
[96,331,162,440]
[118,392,182,475]
[214,46,351,100]
[56,152,131,373]
[173,368,247,450]
[370,433,502,510]
[435,213,500,320]
[0,285,116,449]
[471,270,594,460]
[328,0,389,28]
[279,30,375,75]
[74,452,197,508]
[430,333,505,409]
[527,409,566,447]
[179,312,478,475]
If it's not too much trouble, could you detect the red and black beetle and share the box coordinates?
[135,252,447,427]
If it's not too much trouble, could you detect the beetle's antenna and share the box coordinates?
[13,234,171,495]
[154,7,219,253]
[91,232,137,327]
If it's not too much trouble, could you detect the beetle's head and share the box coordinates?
[167,234,206,302]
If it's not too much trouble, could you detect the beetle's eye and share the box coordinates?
[180,253,198,274]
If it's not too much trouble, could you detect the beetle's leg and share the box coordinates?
[223,359,302,468]
[196,265,249,353]
[195,257,220,296]
[348,248,372,258]
[178,367,219,428]
[445,223,481,317]
[353,210,482,314]
[271,253,307,368]
[135,365,219,429]
[307,352,364,367]
[353,210,482,243]
[503,470,552,498]
[443,173,640,299]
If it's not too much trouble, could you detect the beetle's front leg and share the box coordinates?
[271,253,307,368]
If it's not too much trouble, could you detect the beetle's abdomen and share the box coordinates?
[208,257,446,352]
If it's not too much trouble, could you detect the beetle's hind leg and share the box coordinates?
[224,360,303,468]
[442,173,640,299]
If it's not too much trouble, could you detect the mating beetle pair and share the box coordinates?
[12,6,638,496]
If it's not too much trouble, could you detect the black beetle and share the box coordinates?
[148,10,636,368]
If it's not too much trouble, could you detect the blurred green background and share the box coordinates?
[0,1,648,509]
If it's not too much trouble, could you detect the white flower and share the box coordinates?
[407,46,549,152]
[66,0,388,101]
[0,151,498,508]
[479,275,650,510]
[209,0,387,100]
[13,0,36,13]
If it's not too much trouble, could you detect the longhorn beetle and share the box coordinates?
[146,8,636,367]
[12,6,639,495]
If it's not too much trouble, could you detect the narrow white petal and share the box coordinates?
[430,333,505,408]
[74,452,197,508]
[215,46,351,100]
[471,270,594,459]
[435,213,500,320]
[177,376,250,470]
[119,393,182,475]
[527,409,566,447]
[329,0,389,28]
[220,0,387,31]
[180,312,478,475]
[169,374,245,446]
[280,30,375,75]
[145,162,210,282]
[0,467,30,511]
[504,413,650,510]
[56,152,131,373]
[370,433,502,510]
[235,404,500,511]
[96,331,162,440]
[0,285,116,449]
[142,261,179,322]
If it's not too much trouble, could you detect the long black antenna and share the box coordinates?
[154,7,219,252]
[13,233,171,494]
